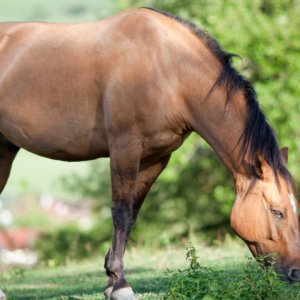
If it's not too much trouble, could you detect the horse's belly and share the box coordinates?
[32,139,110,162]
[0,103,109,161]
[1,127,109,161]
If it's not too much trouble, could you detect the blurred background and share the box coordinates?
[0,0,299,268]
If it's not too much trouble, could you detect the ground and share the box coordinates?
[1,239,249,299]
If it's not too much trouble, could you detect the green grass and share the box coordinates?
[3,239,300,299]
[1,239,250,299]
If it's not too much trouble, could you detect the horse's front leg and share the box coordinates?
[104,141,142,300]
[104,154,171,299]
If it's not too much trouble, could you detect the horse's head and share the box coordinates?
[231,147,300,282]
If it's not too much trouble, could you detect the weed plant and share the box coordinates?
[163,245,300,300]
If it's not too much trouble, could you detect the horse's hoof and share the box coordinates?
[104,286,113,299]
[110,287,135,300]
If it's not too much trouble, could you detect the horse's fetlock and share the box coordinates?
[112,278,130,291]
[106,260,124,278]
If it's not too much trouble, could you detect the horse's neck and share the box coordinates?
[188,87,250,181]
[173,40,252,184]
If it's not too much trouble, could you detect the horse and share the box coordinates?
[0,7,299,299]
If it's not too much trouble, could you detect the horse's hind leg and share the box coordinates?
[0,138,18,300]
[0,138,19,193]
[104,153,171,300]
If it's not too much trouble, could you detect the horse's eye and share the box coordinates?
[271,209,284,219]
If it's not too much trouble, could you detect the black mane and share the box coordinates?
[143,7,294,192]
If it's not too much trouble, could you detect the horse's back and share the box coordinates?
[0,9,198,161]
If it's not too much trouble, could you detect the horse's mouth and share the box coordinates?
[280,275,295,283]
[277,268,300,283]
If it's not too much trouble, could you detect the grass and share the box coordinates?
[1,237,251,299]
[3,237,300,299]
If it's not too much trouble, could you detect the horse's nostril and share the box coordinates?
[290,268,300,281]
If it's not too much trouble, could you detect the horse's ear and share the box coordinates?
[280,147,288,167]
[254,149,272,181]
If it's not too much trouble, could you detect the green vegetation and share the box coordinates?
[164,245,300,300]
[34,223,113,266]
[1,240,247,299]
[3,242,300,299]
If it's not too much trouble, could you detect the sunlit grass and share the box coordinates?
[2,237,250,299]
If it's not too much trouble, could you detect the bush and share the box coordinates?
[163,245,300,300]
[34,223,112,265]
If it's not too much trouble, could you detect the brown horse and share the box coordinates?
[0,7,299,299]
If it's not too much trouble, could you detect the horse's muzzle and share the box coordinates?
[288,268,300,282]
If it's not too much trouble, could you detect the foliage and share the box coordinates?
[163,244,300,300]
[34,223,112,265]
